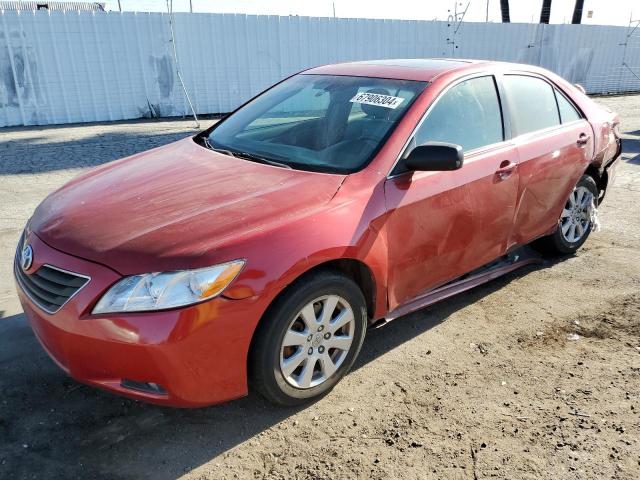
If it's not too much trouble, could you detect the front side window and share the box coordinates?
[413,76,504,153]
[206,75,426,173]
[503,75,560,135]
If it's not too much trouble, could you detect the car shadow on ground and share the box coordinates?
[0,257,572,480]
[1,124,637,479]
[622,131,640,164]
[0,117,636,477]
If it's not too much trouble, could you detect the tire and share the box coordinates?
[249,271,367,406]
[537,174,598,255]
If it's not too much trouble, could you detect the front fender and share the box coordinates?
[220,181,390,319]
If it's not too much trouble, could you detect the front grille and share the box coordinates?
[14,252,90,314]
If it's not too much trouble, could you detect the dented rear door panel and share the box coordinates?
[509,121,592,247]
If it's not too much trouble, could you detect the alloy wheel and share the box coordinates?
[279,295,355,389]
[560,185,593,243]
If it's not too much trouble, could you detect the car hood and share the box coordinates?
[30,138,346,275]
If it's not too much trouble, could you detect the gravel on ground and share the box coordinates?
[0,98,639,480]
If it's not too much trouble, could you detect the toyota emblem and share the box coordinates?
[21,245,33,271]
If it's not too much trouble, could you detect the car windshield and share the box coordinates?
[205,74,427,173]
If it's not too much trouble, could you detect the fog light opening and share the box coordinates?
[121,379,167,396]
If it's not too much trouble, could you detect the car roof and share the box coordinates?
[303,58,492,82]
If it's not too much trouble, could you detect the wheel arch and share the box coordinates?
[259,257,378,326]
[306,258,377,319]
[584,164,606,203]
[246,257,380,386]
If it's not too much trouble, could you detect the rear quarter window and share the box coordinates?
[555,89,582,124]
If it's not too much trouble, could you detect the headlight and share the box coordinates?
[92,260,245,314]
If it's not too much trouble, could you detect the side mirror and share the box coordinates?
[404,142,464,172]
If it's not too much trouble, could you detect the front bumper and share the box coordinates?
[14,233,269,407]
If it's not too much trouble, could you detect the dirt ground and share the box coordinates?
[0,96,639,480]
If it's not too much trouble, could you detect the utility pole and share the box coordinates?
[332,1,336,18]
[486,0,489,22]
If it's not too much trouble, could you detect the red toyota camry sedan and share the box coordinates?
[14,59,621,407]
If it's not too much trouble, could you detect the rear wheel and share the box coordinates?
[538,174,598,254]
[249,272,367,406]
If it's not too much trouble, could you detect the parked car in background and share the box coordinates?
[14,59,621,407]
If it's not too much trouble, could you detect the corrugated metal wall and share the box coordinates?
[1,11,639,128]
[0,2,106,12]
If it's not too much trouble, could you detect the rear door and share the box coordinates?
[501,74,593,247]
[384,75,519,310]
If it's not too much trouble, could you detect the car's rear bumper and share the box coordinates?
[15,233,269,407]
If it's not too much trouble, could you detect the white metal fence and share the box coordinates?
[1,11,640,128]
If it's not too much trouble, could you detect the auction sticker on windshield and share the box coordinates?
[350,92,405,109]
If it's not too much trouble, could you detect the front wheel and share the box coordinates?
[539,174,598,254]
[249,272,367,406]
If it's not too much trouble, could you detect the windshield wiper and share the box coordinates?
[201,137,236,157]
[200,136,291,169]
[201,136,213,149]
[229,150,292,169]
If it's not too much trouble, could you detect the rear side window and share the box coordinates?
[414,76,503,152]
[503,75,560,135]
[555,89,582,123]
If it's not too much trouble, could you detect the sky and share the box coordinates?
[102,0,637,26]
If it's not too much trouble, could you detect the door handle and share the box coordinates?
[495,160,516,180]
[577,133,590,146]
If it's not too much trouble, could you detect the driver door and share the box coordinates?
[384,75,519,309]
